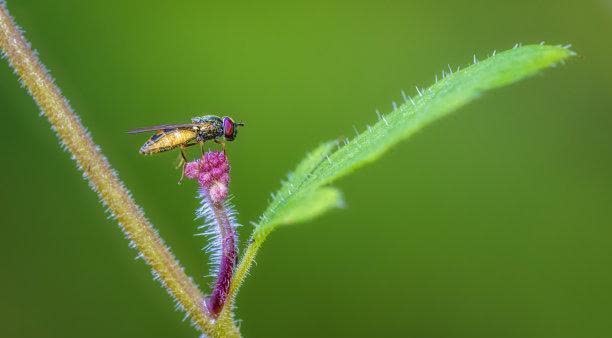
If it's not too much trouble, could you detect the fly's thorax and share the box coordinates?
[191,115,222,124]
[194,117,224,141]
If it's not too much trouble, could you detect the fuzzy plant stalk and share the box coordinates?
[0,3,240,337]
[184,152,239,318]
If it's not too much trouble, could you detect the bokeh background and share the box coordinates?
[1,1,611,337]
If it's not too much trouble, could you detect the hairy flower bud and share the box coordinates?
[184,151,238,317]
[185,151,231,203]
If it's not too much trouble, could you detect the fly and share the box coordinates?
[128,115,243,180]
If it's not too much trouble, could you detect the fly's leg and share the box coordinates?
[177,147,188,184]
[181,147,188,162]
[175,147,188,168]
[200,141,205,156]
[214,139,226,153]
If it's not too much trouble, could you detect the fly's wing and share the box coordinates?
[126,123,195,134]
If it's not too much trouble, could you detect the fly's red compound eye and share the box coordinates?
[223,117,235,140]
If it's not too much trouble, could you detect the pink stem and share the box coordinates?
[205,198,237,317]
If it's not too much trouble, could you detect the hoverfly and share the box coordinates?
[128,115,243,173]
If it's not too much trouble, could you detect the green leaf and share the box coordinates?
[254,44,574,239]
[269,187,344,229]
[254,141,339,240]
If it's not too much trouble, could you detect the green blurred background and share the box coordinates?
[1,1,611,337]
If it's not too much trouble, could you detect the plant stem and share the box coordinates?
[220,236,261,321]
[205,197,238,317]
[0,3,239,336]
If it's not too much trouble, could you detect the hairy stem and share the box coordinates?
[219,237,261,322]
[205,197,238,317]
[0,3,238,336]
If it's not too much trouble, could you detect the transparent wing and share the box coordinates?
[126,123,195,134]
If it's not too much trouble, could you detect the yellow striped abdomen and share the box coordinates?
[139,129,197,154]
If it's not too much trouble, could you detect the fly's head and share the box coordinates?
[222,116,244,141]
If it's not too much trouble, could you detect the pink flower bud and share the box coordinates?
[184,161,200,179]
[209,182,228,203]
[200,161,211,172]
[211,167,223,179]
[184,151,237,318]
[198,172,213,187]
[183,151,231,203]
